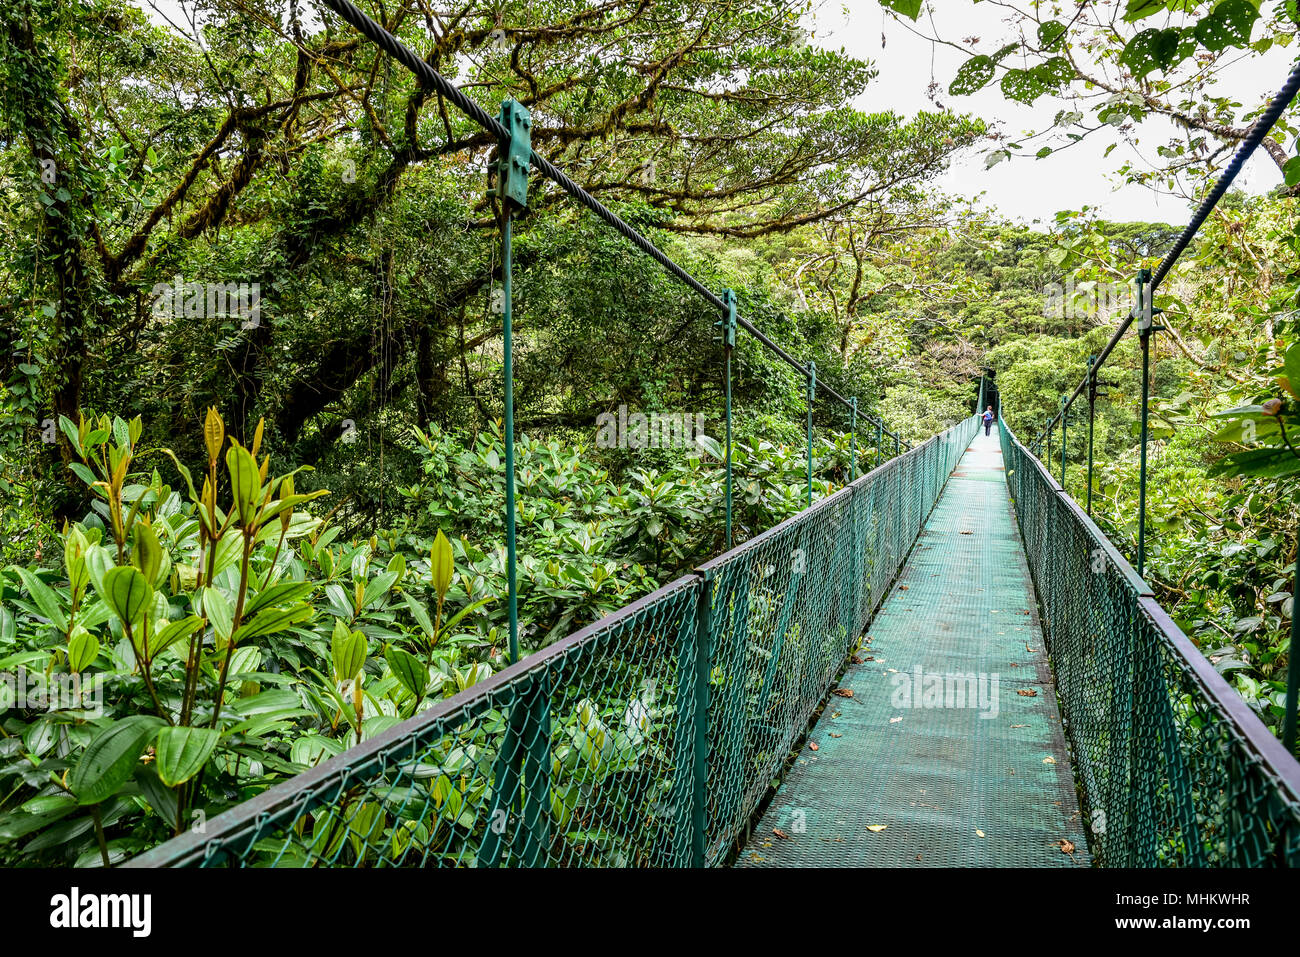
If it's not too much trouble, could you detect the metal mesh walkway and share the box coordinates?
[738,430,1090,867]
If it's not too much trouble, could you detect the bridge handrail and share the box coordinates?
[1001,416,1300,865]
[127,416,977,867]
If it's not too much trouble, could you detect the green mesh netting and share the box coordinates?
[127,418,978,867]
[1001,418,1300,866]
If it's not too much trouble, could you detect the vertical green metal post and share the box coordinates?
[1086,355,1096,517]
[502,212,519,664]
[1136,268,1153,580]
[1285,544,1300,754]
[517,676,551,863]
[489,100,531,868]
[977,374,985,415]
[1046,418,1053,475]
[1059,395,1067,489]
[894,433,900,458]
[850,397,857,482]
[806,361,815,508]
[720,290,737,549]
[725,347,732,548]
[690,572,714,868]
[495,99,530,664]
[875,420,882,469]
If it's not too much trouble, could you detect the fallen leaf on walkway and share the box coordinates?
[832,711,841,718]
[866,825,888,832]
[832,688,854,698]
[829,732,842,738]
[1011,724,1027,728]
[851,655,865,664]
[1017,689,1038,697]
[1052,839,1076,855]
[809,742,819,751]
[916,854,922,861]
[889,716,903,723]
[899,585,909,590]
[1042,756,1056,764]
[773,828,790,840]
[1026,644,1037,653]
[960,530,973,535]
[863,655,875,661]
[975,829,985,838]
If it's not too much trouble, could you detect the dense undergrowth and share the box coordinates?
[0,406,872,866]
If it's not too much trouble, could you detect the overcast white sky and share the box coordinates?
[134,0,1295,227]
[818,0,1295,225]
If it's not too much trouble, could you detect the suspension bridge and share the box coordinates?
[127,0,1300,868]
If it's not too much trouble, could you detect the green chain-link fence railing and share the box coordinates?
[126,416,978,867]
[1001,417,1300,866]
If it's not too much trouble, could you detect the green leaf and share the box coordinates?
[1284,342,1300,391]
[225,442,261,525]
[1033,56,1072,87]
[1123,0,1173,21]
[346,802,385,860]
[429,530,454,600]
[100,566,153,628]
[1037,20,1067,49]
[69,716,166,805]
[950,55,996,96]
[235,604,314,642]
[67,629,99,673]
[257,490,329,524]
[1285,157,1300,188]
[401,592,436,640]
[69,462,97,487]
[332,627,367,681]
[1001,69,1046,104]
[58,415,82,456]
[242,580,315,619]
[1193,0,1258,52]
[694,433,724,461]
[1119,28,1183,79]
[360,570,400,609]
[154,726,221,787]
[1209,446,1300,479]
[439,594,495,636]
[882,0,921,19]
[12,566,68,632]
[386,647,429,700]
[152,615,206,656]
[0,650,52,671]
[202,587,234,643]
[135,765,180,831]
[131,522,163,585]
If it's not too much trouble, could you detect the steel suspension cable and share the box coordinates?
[316,0,899,432]
[1034,58,1300,443]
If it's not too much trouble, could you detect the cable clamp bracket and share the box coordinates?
[494,99,531,209]
[714,288,737,348]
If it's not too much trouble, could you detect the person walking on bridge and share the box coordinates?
[982,406,994,436]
